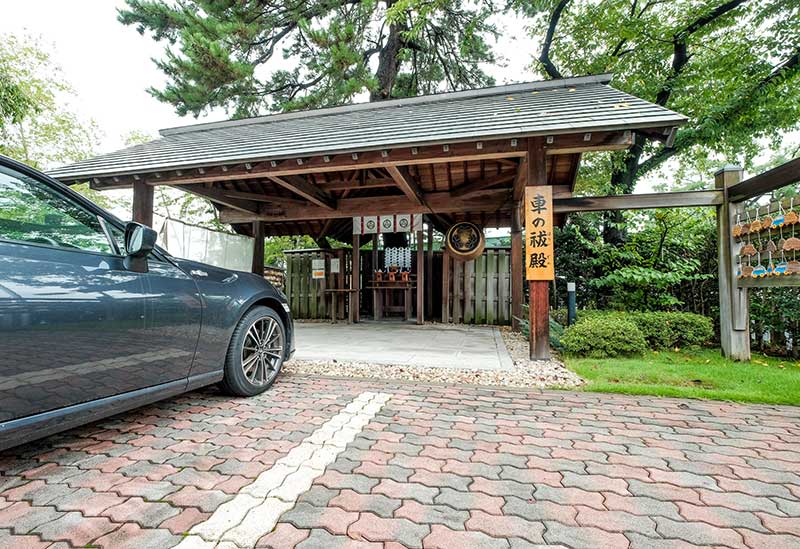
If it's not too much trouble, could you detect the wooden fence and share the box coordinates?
[285,247,512,325]
[442,248,511,325]
[285,249,351,320]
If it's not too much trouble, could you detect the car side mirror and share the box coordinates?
[123,222,157,273]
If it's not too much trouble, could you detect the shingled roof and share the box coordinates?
[48,74,685,182]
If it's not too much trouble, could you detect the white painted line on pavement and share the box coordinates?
[174,391,392,549]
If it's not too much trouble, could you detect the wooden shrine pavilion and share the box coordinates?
[49,73,688,360]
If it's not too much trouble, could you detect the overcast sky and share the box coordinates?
[1,0,535,154]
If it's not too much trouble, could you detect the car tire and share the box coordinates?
[220,305,285,397]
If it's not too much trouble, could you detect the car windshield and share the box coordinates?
[0,165,114,253]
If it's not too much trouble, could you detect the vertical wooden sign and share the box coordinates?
[524,186,554,281]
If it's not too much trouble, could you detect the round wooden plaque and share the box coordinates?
[445,222,485,261]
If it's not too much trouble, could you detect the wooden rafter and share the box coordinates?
[219,189,511,223]
[179,184,259,213]
[222,190,308,206]
[450,172,516,198]
[386,165,426,206]
[266,174,336,210]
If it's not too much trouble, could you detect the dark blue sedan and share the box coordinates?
[0,155,294,451]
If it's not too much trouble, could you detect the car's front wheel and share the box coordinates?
[220,306,285,396]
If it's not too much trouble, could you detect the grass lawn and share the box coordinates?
[563,348,800,406]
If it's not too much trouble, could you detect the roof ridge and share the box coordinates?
[159,73,613,137]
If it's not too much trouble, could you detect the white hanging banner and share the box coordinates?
[411,213,423,232]
[353,214,423,235]
[363,216,378,234]
[379,215,395,233]
[395,214,411,232]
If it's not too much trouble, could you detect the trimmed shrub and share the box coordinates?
[561,317,647,358]
[562,310,713,350]
[628,312,675,350]
[664,312,713,347]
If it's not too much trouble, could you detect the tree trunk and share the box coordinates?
[603,135,646,245]
[370,16,404,102]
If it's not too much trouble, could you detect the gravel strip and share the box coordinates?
[284,326,584,389]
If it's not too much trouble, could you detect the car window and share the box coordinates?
[0,165,116,254]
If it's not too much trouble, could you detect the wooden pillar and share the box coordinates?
[528,137,550,360]
[442,251,451,323]
[132,180,154,227]
[352,233,361,323]
[510,203,523,331]
[716,165,750,360]
[426,224,434,318]
[416,229,424,325]
[372,234,380,319]
[251,221,265,277]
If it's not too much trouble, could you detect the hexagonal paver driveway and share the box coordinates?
[1,374,799,548]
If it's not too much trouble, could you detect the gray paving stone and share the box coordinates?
[298,486,339,507]
[653,517,746,548]
[542,521,630,549]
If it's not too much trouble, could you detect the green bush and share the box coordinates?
[665,312,714,347]
[560,310,713,350]
[628,312,675,350]
[561,317,648,358]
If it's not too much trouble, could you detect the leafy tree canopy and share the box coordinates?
[0,34,100,171]
[516,0,800,195]
[118,0,498,117]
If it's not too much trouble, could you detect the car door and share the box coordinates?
[0,162,196,422]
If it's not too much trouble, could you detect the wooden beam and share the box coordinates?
[442,250,451,323]
[266,175,336,210]
[426,223,433,319]
[86,140,525,188]
[716,166,749,360]
[512,157,528,203]
[64,132,640,190]
[317,178,395,191]
[387,165,425,206]
[251,221,265,276]
[222,190,309,206]
[178,184,259,213]
[554,190,723,213]
[728,157,800,203]
[450,172,516,198]
[736,276,800,288]
[527,137,550,360]
[543,130,634,155]
[416,229,424,325]
[567,153,582,192]
[352,233,361,323]
[510,203,523,332]
[132,180,154,227]
[218,189,511,223]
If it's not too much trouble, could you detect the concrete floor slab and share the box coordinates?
[292,321,514,371]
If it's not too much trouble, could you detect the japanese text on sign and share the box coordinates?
[525,186,554,281]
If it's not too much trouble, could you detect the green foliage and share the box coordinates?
[561,310,713,351]
[515,304,564,350]
[517,0,800,193]
[556,207,718,312]
[118,0,497,117]
[0,34,99,169]
[561,316,647,358]
[264,235,318,268]
[565,348,800,406]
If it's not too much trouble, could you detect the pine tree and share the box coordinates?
[118,0,498,117]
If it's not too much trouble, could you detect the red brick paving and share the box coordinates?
[0,374,799,548]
